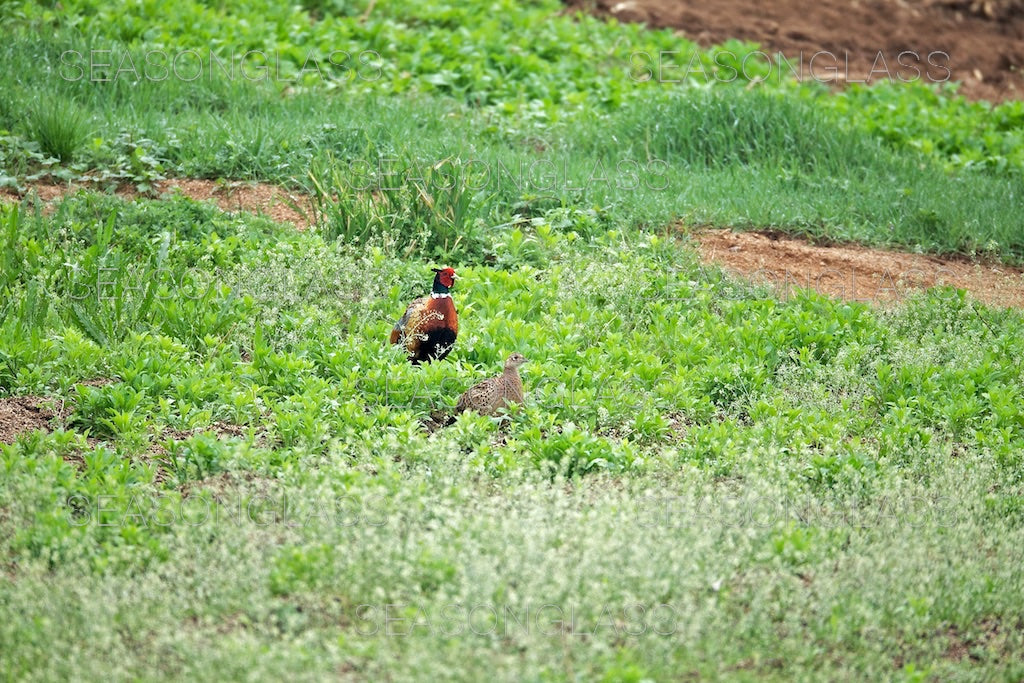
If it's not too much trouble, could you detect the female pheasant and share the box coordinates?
[455,353,527,416]
[390,267,458,364]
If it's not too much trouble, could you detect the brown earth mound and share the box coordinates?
[567,0,1024,101]
[695,228,1024,308]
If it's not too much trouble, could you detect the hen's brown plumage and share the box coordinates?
[391,267,458,364]
[455,353,527,416]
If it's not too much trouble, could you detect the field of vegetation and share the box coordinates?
[2,0,1024,680]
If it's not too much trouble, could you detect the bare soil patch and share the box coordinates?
[0,396,54,444]
[76,377,117,388]
[179,470,274,499]
[0,178,316,228]
[695,228,1024,308]
[158,421,254,444]
[566,0,1024,101]
[152,179,315,228]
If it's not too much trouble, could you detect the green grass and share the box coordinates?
[1,28,1022,261]
[2,0,1023,179]
[2,0,1024,679]
[24,96,90,162]
[824,81,1024,175]
[2,193,1024,679]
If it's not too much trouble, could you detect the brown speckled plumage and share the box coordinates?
[455,353,527,416]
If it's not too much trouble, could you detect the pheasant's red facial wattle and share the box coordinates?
[438,268,457,289]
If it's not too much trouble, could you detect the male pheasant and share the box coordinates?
[390,267,458,364]
[455,353,527,416]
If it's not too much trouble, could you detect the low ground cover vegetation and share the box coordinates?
[2,0,1023,679]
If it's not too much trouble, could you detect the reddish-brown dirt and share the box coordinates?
[0,397,54,444]
[151,179,316,228]
[0,178,316,228]
[566,0,1024,101]
[695,228,1024,308]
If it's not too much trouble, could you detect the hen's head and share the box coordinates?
[431,267,457,292]
[505,353,527,369]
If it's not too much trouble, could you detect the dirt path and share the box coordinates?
[695,228,1024,308]
[0,178,316,229]
[566,0,1024,101]
[3,180,1023,308]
